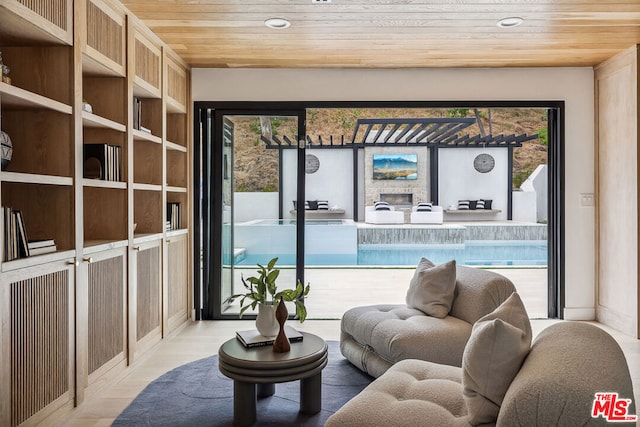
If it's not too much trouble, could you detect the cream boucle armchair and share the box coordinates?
[340,262,516,378]
[327,321,636,426]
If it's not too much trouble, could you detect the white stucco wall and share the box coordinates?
[521,164,548,222]
[512,191,538,223]
[282,150,298,215]
[438,147,508,220]
[193,67,595,320]
[304,149,353,217]
[234,192,279,223]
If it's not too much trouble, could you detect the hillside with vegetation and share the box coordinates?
[230,107,547,192]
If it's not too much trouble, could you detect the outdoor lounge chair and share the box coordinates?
[365,205,404,224]
[410,205,444,224]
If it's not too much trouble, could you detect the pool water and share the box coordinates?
[235,240,548,267]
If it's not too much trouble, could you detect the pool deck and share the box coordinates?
[229,267,548,320]
[228,220,549,319]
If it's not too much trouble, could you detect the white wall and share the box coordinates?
[193,67,595,320]
[305,149,353,217]
[438,147,508,220]
[521,165,548,222]
[234,192,279,223]
[512,191,538,223]
[282,150,298,215]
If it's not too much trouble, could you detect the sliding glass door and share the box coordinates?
[195,101,563,320]
[207,110,306,318]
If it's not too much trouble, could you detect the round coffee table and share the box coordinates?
[218,332,328,426]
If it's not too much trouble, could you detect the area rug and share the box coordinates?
[113,341,372,426]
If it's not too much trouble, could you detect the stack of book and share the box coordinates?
[2,207,58,261]
[167,202,181,231]
[2,206,29,261]
[235,326,304,348]
[28,239,57,256]
[83,143,122,181]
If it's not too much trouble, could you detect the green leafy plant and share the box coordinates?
[446,108,469,118]
[536,126,548,146]
[225,257,311,322]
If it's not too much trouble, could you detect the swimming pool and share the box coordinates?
[234,240,548,267]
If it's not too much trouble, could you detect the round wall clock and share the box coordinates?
[473,153,495,173]
[305,154,320,174]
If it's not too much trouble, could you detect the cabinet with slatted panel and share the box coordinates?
[163,51,191,334]
[126,18,165,362]
[0,0,192,423]
[74,0,130,405]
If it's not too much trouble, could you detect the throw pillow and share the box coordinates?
[482,199,493,210]
[375,205,391,211]
[374,201,389,208]
[317,200,329,210]
[476,200,485,209]
[307,200,318,210]
[405,258,457,318]
[462,292,532,425]
[469,200,478,210]
[417,202,433,212]
[458,200,470,210]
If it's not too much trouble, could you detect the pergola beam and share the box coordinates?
[262,117,537,149]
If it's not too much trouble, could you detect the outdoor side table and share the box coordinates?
[218,332,328,426]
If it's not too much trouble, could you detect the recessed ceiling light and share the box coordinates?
[265,18,291,29]
[497,17,524,28]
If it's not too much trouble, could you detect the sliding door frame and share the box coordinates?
[195,103,307,319]
[194,100,564,320]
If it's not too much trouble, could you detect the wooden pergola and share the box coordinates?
[260,117,538,148]
[258,117,540,220]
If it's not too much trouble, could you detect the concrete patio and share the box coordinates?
[228,267,548,320]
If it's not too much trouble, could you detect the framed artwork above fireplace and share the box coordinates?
[373,153,418,180]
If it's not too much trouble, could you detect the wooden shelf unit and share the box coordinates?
[81,0,126,78]
[0,27,76,421]
[0,0,73,46]
[0,81,73,113]
[0,0,192,424]
[134,139,162,185]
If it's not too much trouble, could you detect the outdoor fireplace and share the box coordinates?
[380,193,413,206]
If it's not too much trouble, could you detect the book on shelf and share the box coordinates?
[167,202,181,231]
[28,239,55,249]
[133,97,141,130]
[83,143,122,181]
[28,244,57,256]
[2,206,31,261]
[15,211,29,258]
[235,326,304,348]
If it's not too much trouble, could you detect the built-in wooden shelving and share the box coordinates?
[0,82,73,113]
[82,111,126,132]
[0,0,191,424]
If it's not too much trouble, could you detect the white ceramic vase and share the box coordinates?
[256,302,279,337]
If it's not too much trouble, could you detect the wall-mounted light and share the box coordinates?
[265,18,291,29]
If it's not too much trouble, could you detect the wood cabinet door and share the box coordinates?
[0,259,75,427]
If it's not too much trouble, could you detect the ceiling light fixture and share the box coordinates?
[265,18,291,29]
[497,17,524,28]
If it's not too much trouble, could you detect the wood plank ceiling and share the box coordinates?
[120,0,640,68]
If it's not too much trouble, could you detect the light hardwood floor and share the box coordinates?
[58,318,640,426]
